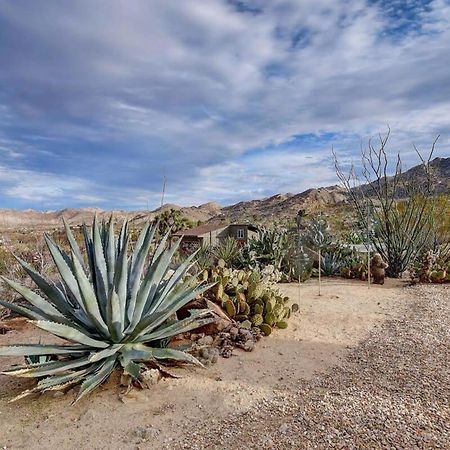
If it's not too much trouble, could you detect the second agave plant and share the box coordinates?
[0,217,216,403]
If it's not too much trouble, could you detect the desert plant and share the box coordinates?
[233,244,258,270]
[320,252,341,276]
[212,237,240,266]
[249,228,289,271]
[0,217,215,403]
[153,208,194,237]
[282,230,312,282]
[195,245,214,271]
[334,128,438,277]
[203,265,298,335]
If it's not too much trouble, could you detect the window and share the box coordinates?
[237,228,245,239]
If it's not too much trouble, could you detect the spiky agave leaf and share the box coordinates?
[0,215,216,403]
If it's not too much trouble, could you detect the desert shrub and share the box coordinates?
[281,229,313,282]
[319,252,341,276]
[195,245,214,271]
[0,217,215,402]
[233,245,258,270]
[249,228,288,272]
[152,208,194,237]
[212,237,240,266]
[410,248,449,283]
[334,128,438,277]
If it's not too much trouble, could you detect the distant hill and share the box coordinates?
[0,157,448,230]
[359,156,450,198]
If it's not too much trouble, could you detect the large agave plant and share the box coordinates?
[0,217,215,403]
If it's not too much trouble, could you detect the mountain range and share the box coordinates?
[0,157,448,230]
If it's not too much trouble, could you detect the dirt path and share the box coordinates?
[176,284,450,449]
[0,279,417,449]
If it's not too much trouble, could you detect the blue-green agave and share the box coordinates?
[0,217,215,403]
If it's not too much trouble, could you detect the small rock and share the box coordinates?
[197,335,214,346]
[140,369,161,388]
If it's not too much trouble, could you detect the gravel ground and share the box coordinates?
[166,284,450,449]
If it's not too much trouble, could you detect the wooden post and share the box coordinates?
[367,202,371,289]
[318,248,322,296]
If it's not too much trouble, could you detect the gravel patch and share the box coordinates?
[166,285,450,449]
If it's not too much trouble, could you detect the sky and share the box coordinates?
[0,0,449,211]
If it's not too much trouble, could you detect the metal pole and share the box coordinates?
[160,175,167,208]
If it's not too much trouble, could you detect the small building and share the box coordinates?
[173,223,258,253]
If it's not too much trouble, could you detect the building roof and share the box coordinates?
[173,222,258,237]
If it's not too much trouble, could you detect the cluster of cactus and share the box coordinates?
[410,248,450,283]
[201,261,299,336]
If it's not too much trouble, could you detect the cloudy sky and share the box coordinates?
[0,0,449,210]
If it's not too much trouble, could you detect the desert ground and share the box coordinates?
[0,278,448,449]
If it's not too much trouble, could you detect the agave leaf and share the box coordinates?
[149,249,199,313]
[121,343,201,366]
[113,232,129,328]
[0,344,90,356]
[117,220,128,257]
[63,218,85,268]
[151,228,170,263]
[127,222,157,323]
[128,282,215,341]
[32,321,110,348]
[127,250,166,332]
[106,289,124,341]
[88,344,123,363]
[13,255,78,321]
[44,234,84,311]
[139,237,181,316]
[146,243,185,314]
[1,276,66,320]
[151,348,202,365]
[138,309,215,343]
[0,299,47,321]
[105,216,116,287]
[92,215,109,317]
[74,356,117,403]
[2,355,91,377]
[120,358,142,379]
[37,367,93,390]
[82,223,95,275]
[71,252,109,336]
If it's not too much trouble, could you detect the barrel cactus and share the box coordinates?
[0,217,215,403]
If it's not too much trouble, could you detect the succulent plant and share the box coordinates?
[201,263,298,335]
[213,237,240,266]
[259,323,272,336]
[0,217,215,403]
[250,314,263,326]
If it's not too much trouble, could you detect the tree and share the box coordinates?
[333,128,438,277]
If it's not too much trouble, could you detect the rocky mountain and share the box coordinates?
[357,156,449,197]
[0,157,448,230]
[213,186,347,224]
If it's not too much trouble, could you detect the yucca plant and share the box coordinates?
[0,217,215,403]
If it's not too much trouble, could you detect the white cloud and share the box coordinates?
[0,0,449,208]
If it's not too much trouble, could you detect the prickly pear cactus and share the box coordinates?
[201,265,299,335]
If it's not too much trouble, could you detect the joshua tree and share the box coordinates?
[333,128,438,277]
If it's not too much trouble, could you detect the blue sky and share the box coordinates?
[0,0,449,210]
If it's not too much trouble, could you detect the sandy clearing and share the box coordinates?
[0,278,409,450]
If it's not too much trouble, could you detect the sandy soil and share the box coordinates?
[0,278,409,450]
